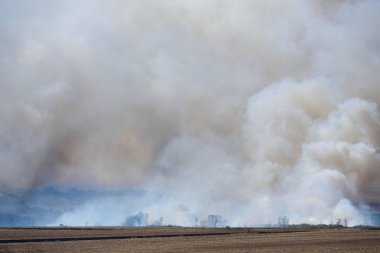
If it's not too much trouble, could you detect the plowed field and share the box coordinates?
[0,227,379,252]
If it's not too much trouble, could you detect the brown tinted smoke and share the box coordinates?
[1,0,380,225]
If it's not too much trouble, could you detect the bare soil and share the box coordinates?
[0,227,379,252]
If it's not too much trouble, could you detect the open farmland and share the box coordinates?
[0,227,380,252]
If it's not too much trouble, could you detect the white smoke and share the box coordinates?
[1,0,380,226]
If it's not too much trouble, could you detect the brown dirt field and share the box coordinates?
[0,227,379,252]
[0,227,232,240]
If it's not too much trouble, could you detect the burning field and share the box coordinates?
[1,227,380,252]
[1,0,380,235]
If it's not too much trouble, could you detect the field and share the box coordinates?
[1,227,380,252]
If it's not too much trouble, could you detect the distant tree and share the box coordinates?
[194,216,198,227]
[152,217,164,226]
[278,216,289,227]
[207,215,227,227]
[122,211,149,226]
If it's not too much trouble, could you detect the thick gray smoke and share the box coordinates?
[1,0,380,226]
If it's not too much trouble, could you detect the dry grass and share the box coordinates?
[1,227,379,252]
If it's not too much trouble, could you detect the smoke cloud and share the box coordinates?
[1,0,380,226]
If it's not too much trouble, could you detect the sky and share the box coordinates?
[0,0,380,226]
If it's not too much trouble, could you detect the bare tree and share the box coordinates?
[122,211,149,226]
[278,216,289,227]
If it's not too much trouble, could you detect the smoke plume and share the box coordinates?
[1,0,380,226]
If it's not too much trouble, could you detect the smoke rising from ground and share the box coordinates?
[1,0,380,226]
